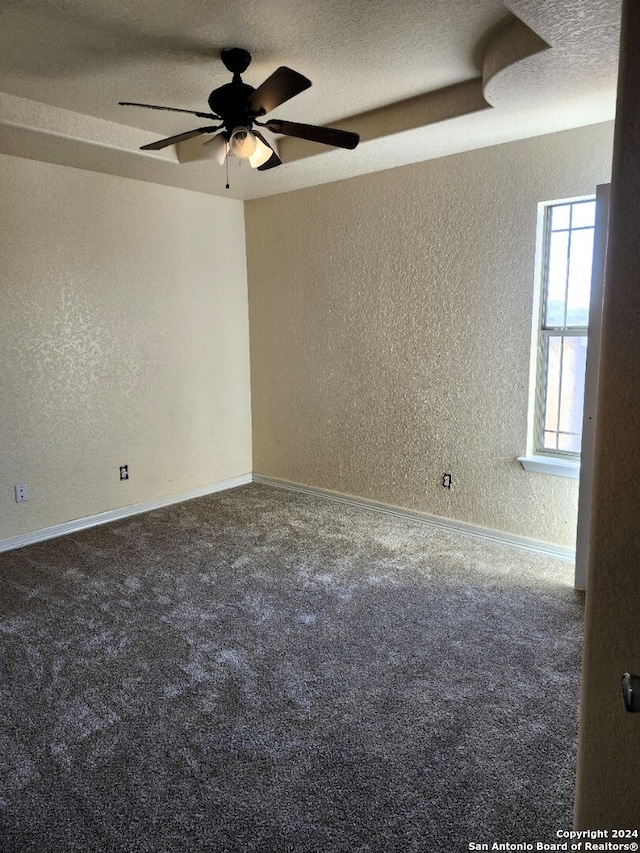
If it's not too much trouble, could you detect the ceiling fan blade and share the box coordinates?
[265,119,359,150]
[120,101,219,120]
[140,127,219,151]
[248,67,311,116]
[252,130,282,170]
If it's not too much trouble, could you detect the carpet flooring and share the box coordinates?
[0,483,583,852]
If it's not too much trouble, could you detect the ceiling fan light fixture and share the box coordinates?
[229,126,258,159]
[202,132,229,165]
[249,136,275,168]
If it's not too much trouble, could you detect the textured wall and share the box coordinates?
[0,154,251,542]
[246,122,613,548]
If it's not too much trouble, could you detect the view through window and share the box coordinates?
[535,198,596,456]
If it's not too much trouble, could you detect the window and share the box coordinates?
[521,197,596,474]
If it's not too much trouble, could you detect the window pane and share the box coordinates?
[558,432,582,453]
[566,228,594,326]
[558,336,587,435]
[551,204,571,230]
[571,200,596,229]
[539,335,587,454]
[545,231,569,326]
[543,335,562,434]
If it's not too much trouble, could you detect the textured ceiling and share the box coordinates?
[0,0,622,200]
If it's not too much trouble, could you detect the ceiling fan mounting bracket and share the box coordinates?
[220,47,252,80]
[211,48,257,128]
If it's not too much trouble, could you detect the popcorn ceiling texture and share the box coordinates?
[246,122,614,550]
[487,0,621,109]
[0,1,619,201]
[0,154,252,543]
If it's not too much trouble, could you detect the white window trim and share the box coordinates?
[517,454,580,479]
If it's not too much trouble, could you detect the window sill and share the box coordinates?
[517,455,580,479]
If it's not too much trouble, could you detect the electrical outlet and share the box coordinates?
[120,465,129,481]
[15,483,28,503]
[442,473,452,489]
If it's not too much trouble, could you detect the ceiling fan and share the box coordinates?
[120,47,360,173]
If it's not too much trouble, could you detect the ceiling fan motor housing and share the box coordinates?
[207,81,257,136]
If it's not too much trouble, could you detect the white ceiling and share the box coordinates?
[0,0,622,200]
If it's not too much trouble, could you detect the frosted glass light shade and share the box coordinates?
[229,127,258,159]
[249,137,274,168]
[202,133,229,165]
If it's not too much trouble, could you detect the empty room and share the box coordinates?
[1,0,639,849]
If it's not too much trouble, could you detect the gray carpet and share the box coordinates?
[0,483,583,852]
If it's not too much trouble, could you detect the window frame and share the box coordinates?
[521,194,596,473]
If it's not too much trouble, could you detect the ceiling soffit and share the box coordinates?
[248,13,552,165]
[0,1,620,199]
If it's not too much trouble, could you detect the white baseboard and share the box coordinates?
[253,474,576,563]
[0,474,252,554]
[1,471,575,564]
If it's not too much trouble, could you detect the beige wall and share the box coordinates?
[0,154,252,543]
[246,122,613,549]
